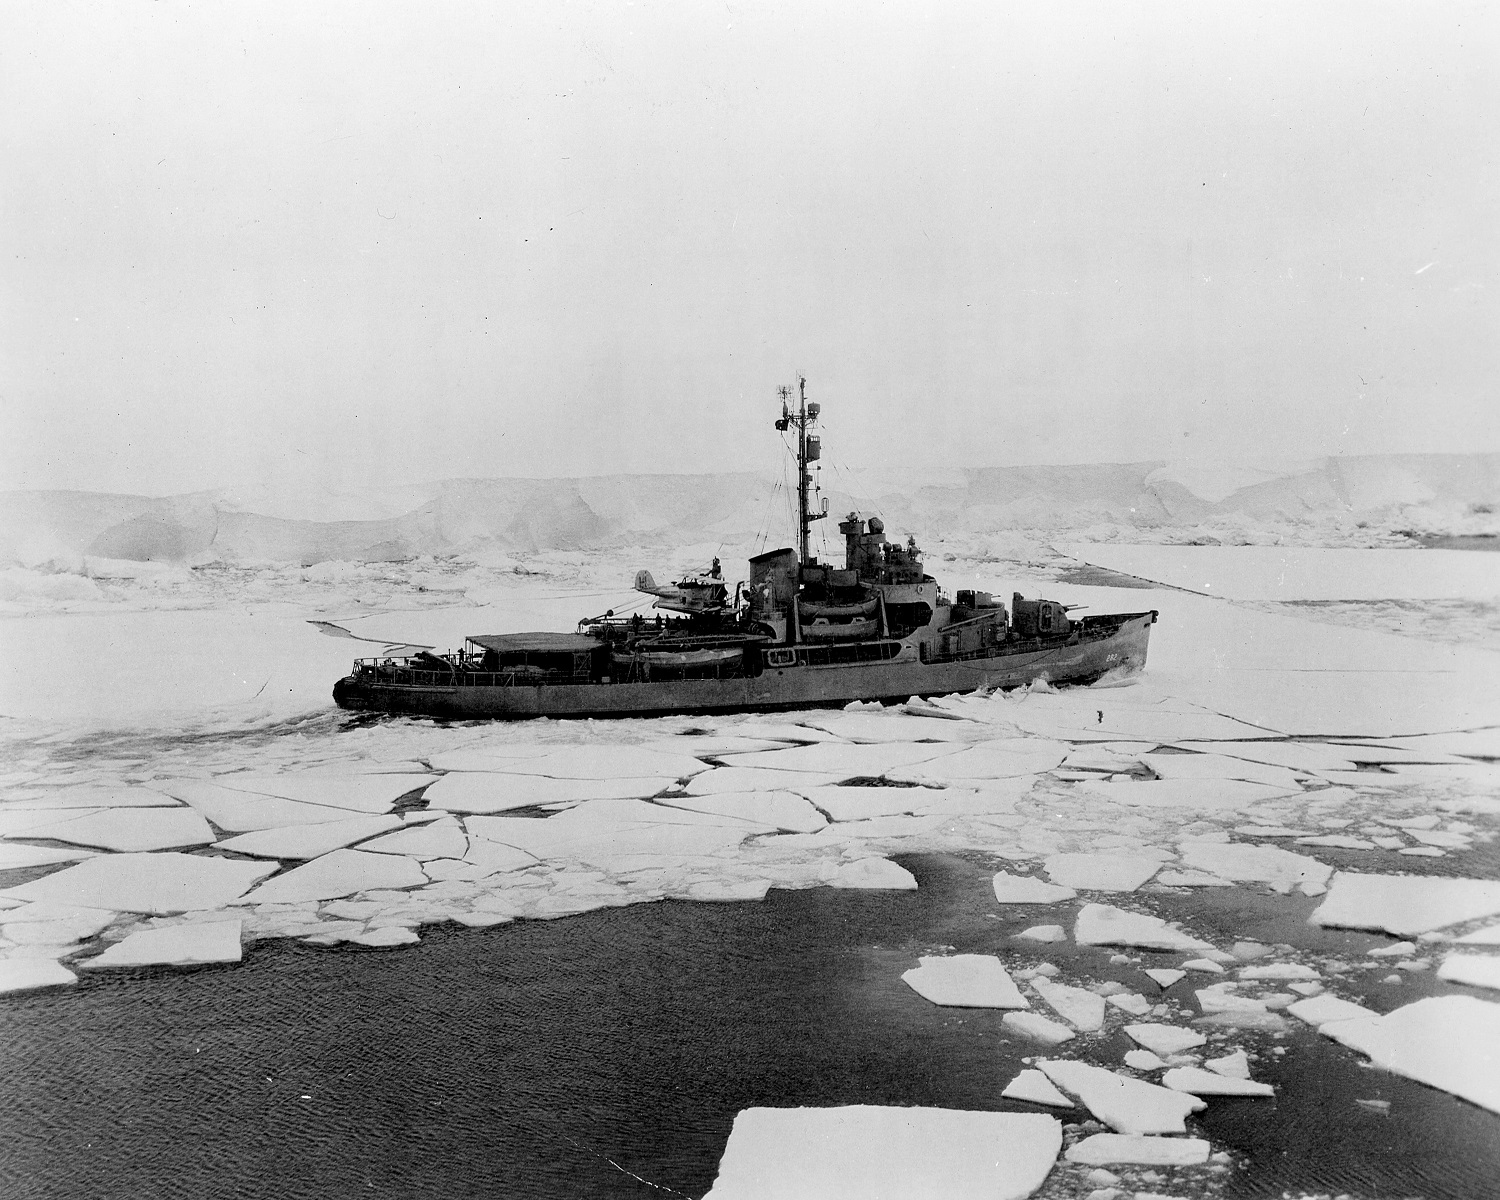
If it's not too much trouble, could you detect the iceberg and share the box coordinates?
[702,1106,1062,1200]
[81,919,242,968]
[901,954,1028,1009]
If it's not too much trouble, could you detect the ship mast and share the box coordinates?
[775,376,825,565]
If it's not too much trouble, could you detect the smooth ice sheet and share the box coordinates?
[239,849,426,905]
[1036,1060,1205,1135]
[901,954,1028,1009]
[1074,904,1214,953]
[1043,853,1163,892]
[82,919,243,968]
[0,959,77,995]
[1436,954,1500,991]
[1063,1134,1210,1166]
[1310,873,1500,936]
[2,853,276,914]
[1319,995,1500,1114]
[702,1106,1062,1200]
[21,807,216,853]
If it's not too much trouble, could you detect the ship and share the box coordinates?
[332,379,1157,719]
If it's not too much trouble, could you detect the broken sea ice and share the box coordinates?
[1074,903,1215,953]
[702,1106,1063,1200]
[1036,1059,1205,1134]
[901,954,1029,1009]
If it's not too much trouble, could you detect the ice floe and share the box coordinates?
[658,790,827,833]
[1455,924,1500,946]
[1204,1049,1250,1078]
[359,817,469,860]
[1031,978,1107,1030]
[1124,1049,1166,1070]
[213,814,403,859]
[684,767,841,796]
[1436,954,1500,991]
[19,807,216,853]
[214,772,436,812]
[1074,904,1214,953]
[1178,841,1333,895]
[1317,995,1500,1114]
[1064,1133,1210,1166]
[1002,1011,1076,1045]
[1310,872,1500,936]
[993,871,1077,904]
[351,926,419,947]
[1286,993,1380,1027]
[238,849,426,905]
[1161,1066,1273,1097]
[1106,992,1151,1016]
[1141,751,1302,790]
[0,843,97,870]
[1001,1069,1074,1107]
[901,954,1028,1008]
[157,779,375,832]
[885,738,1068,784]
[0,958,77,995]
[3,852,276,914]
[82,919,242,969]
[1124,1024,1206,1056]
[1240,962,1320,980]
[1044,853,1164,892]
[1016,925,1066,943]
[422,771,680,812]
[831,858,917,890]
[725,741,962,778]
[702,1106,1063,1200]
[1036,1060,1205,1134]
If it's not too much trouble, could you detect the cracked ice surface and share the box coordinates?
[238,849,427,905]
[702,1106,1062,1200]
[82,919,243,969]
[18,807,216,853]
[3,853,276,914]
[213,814,403,859]
[1036,1059,1205,1134]
[1043,852,1165,892]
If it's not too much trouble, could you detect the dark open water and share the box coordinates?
[4,853,1499,1199]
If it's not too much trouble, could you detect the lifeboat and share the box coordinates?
[797,595,878,621]
[801,616,879,641]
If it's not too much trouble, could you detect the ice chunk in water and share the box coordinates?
[1044,853,1163,892]
[2,853,276,914]
[1162,1067,1273,1097]
[885,738,1068,784]
[1204,1049,1251,1078]
[1455,925,1500,946]
[82,919,242,968]
[1178,842,1333,894]
[1075,904,1214,953]
[1240,962,1320,980]
[1143,969,1186,988]
[1002,1011,1076,1045]
[22,807,216,853]
[1436,954,1500,991]
[213,815,402,860]
[685,767,842,796]
[702,1106,1062,1200]
[993,872,1077,904]
[1106,992,1151,1016]
[727,741,962,778]
[1124,1024,1206,1056]
[2,903,116,944]
[1310,873,1500,936]
[1286,993,1380,1027]
[1317,995,1500,1114]
[901,954,1028,1009]
[830,858,917,890]
[1124,1049,1166,1070]
[351,926,419,948]
[1031,978,1107,1030]
[1015,925,1066,943]
[1037,1060,1205,1134]
[1064,1133,1210,1166]
[0,959,77,995]
[239,850,426,905]
[1001,1069,1075,1107]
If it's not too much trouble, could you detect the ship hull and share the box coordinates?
[333,612,1154,721]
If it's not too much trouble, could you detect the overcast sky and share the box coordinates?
[3,1,1496,497]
